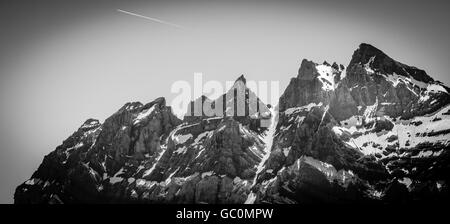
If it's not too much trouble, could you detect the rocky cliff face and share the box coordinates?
[15,44,450,204]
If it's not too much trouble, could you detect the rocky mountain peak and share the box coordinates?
[235,74,247,85]
[279,59,344,112]
[143,97,166,109]
[348,43,434,84]
[297,59,316,79]
[79,118,101,130]
[350,43,387,65]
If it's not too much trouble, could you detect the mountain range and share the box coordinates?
[15,43,450,204]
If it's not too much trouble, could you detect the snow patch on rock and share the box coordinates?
[133,105,156,124]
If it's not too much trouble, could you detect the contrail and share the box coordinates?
[117,9,185,29]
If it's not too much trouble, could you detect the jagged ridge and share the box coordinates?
[15,44,450,204]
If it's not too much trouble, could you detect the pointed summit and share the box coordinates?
[349,43,434,83]
[235,74,247,85]
[228,74,248,95]
[349,43,389,66]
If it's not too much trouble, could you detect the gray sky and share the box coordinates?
[0,0,449,203]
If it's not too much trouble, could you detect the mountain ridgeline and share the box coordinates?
[15,44,450,204]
